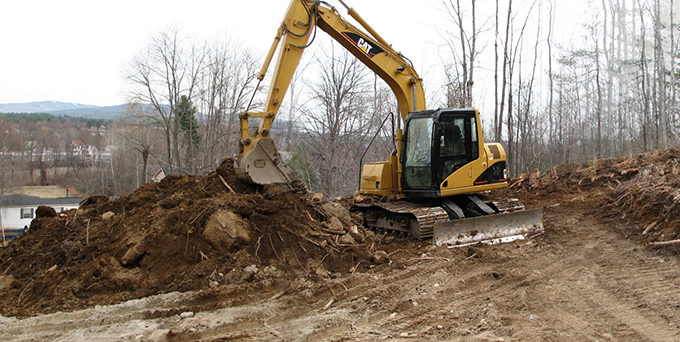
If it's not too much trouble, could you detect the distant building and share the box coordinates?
[0,194,84,238]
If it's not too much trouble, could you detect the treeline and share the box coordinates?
[440,0,680,176]
[7,0,680,199]
[0,114,112,196]
[0,113,110,128]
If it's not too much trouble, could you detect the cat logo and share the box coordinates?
[342,32,384,58]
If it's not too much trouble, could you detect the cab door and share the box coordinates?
[435,110,479,188]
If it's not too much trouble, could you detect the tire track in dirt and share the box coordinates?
[295,209,586,339]
[332,205,680,341]
[519,211,680,341]
[588,239,680,341]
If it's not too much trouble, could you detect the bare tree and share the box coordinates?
[443,0,480,108]
[115,103,163,187]
[497,0,513,143]
[195,35,260,166]
[123,24,207,170]
[302,47,375,197]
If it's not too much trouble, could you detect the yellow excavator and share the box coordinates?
[234,0,542,245]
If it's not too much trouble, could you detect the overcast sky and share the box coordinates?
[0,0,583,107]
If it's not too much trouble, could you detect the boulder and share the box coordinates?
[203,210,251,250]
[322,202,353,226]
[327,217,345,234]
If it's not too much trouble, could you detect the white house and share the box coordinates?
[0,194,84,238]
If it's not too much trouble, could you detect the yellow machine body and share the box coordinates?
[234,0,543,244]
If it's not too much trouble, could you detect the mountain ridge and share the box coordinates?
[0,101,126,119]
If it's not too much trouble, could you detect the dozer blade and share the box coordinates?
[433,208,543,246]
[234,138,295,185]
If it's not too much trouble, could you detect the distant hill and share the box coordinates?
[0,101,98,113]
[46,104,129,119]
[0,101,127,119]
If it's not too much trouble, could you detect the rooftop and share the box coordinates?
[0,194,84,206]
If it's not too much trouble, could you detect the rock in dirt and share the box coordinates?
[241,265,258,282]
[322,202,353,225]
[324,217,345,234]
[371,250,389,264]
[339,233,357,245]
[0,275,14,292]
[348,225,364,241]
[102,211,115,220]
[121,244,145,266]
[148,329,170,342]
[348,225,359,235]
[203,210,251,250]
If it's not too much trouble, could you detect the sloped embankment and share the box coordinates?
[510,147,680,247]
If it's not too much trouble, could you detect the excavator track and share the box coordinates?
[491,198,525,213]
[354,202,450,239]
[353,196,542,243]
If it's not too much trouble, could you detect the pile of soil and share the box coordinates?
[6,147,680,318]
[0,159,388,317]
[509,147,680,247]
[508,155,641,202]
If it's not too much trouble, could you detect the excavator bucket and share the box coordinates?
[234,138,295,185]
[433,208,543,246]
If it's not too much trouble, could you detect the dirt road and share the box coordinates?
[3,190,680,341]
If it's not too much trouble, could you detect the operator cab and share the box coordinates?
[402,108,481,198]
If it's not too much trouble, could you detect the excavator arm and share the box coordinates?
[234,0,423,185]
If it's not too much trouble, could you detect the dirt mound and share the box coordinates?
[603,155,680,246]
[507,147,680,249]
[509,156,640,203]
[0,159,385,317]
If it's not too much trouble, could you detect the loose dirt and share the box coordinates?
[0,159,385,318]
[3,149,680,341]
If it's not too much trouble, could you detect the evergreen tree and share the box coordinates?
[177,95,200,164]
